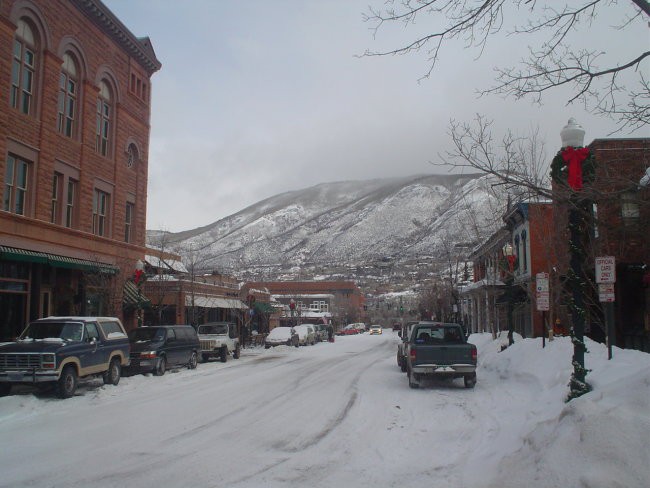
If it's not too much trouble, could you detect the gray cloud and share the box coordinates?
[105,0,649,231]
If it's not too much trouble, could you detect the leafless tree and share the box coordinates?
[363,0,649,131]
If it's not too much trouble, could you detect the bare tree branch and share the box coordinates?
[363,0,649,129]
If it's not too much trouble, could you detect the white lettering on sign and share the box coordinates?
[595,256,616,284]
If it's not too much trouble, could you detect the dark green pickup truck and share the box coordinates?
[405,322,477,389]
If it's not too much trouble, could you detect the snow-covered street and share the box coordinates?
[1,331,649,488]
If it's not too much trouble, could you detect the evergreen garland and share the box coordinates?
[551,148,597,188]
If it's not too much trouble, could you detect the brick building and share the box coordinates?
[0,0,160,339]
[552,138,649,351]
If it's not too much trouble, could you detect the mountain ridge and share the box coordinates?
[147,173,505,280]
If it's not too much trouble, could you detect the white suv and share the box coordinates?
[196,322,240,362]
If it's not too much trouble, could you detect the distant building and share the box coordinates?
[245,281,366,328]
[0,0,161,339]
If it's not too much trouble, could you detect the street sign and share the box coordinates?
[535,272,550,311]
[598,283,615,302]
[595,256,616,283]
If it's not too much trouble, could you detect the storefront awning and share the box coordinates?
[0,246,119,274]
[185,295,248,309]
[123,280,151,308]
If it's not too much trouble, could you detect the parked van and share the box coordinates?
[126,325,199,376]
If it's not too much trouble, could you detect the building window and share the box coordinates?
[125,202,134,243]
[58,53,78,137]
[10,20,36,115]
[65,179,77,228]
[3,155,30,215]
[95,81,112,157]
[92,189,110,236]
[51,173,61,223]
[621,191,640,223]
[126,144,139,169]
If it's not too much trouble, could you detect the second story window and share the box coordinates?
[65,179,77,228]
[95,81,112,157]
[51,173,61,223]
[58,53,78,137]
[125,202,134,243]
[11,20,37,115]
[92,189,109,237]
[3,154,30,215]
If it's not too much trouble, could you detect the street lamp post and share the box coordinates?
[503,243,516,345]
[134,259,145,327]
[558,118,592,400]
[289,299,296,327]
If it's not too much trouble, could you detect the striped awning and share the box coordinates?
[0,246,119,274]
[185,295,248,309]
[123,280,151,307]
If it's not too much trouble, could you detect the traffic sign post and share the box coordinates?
[536,272,550,348]
[596,257,616,360]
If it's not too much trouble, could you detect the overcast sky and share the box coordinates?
[103,0,649,232]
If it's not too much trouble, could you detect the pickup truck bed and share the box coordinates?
[406,322,477,389]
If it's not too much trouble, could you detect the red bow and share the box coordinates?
[134,269,144,285]
[561,146,590,190]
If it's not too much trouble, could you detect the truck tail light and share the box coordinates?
[471,346,477,362]
[409,348,416,361]
[140,351,157,359]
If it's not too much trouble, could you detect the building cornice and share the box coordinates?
[71,0,161,75]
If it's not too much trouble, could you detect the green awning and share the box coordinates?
[122,280,151,308]
[0,245,119,274]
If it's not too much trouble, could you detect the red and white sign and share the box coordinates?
[598,283,615,302]
[535,272,550,311]
[595,256,616,284]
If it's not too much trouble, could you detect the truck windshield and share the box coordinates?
[198,324,228,335]
[21,322,83,342]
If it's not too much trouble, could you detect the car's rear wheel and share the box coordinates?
[188,352,198,369]
[464,373,477,389]
[220,346,228,363]
[154,356,166,376]
[408,368,419,389]
[0,384,11,396]
[102,358,121,385]
[400,359,407,373]
[57,365,78,398]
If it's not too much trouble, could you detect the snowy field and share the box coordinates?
[0,331,648,488]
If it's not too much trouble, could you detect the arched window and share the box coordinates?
[58,53,78,137]
[11,19,37,115]
[126,143,139,169]
[95,80,112,157]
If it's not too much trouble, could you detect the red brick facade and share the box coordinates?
[0,0,160,338]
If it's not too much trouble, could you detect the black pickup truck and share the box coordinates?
[0,316,130,398]
[405,322,477,389]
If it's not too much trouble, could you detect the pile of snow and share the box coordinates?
[467,334,650,488]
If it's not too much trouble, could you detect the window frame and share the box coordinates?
[92,189,110,237]
[57,53,78,138]
[95,81,113,157]
[10,20,37,116]
[3,153,32,216]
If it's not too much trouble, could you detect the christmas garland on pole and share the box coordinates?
[552,145,595,401]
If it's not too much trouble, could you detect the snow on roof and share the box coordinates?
[145,254,188,273]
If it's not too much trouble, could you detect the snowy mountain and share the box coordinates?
[149,174,507,279]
